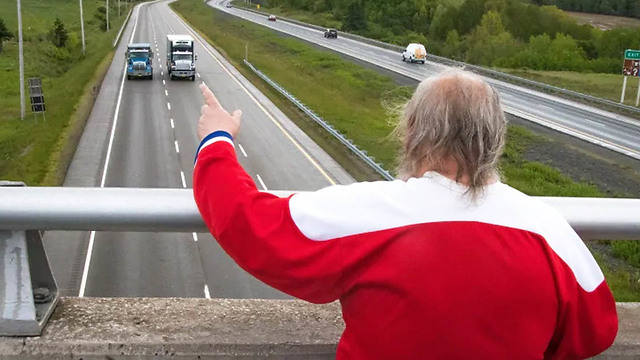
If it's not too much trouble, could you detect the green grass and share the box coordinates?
[0,0,133,185]
[173,0,640,300]
[499,68,640,107]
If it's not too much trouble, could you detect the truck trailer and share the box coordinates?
[166,35,196,81]
[126,43,153,80]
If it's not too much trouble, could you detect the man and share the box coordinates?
[193,69,618,359]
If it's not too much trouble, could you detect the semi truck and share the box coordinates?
[126,43,153,80]
[166,35,196,81]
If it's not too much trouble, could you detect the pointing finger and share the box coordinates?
[200,83,221,109]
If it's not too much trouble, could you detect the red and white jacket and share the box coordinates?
[193,131,618,360]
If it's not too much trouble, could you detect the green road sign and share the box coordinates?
[625,49,640,59]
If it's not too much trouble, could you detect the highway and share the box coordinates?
[44,0,353,298]
[213,0,640,161]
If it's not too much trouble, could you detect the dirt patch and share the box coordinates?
[565,11,640,30]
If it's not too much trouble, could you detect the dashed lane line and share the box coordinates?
[238,143,248,157]
[256,174,268,190]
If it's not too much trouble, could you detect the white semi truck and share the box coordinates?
[166,35,196,81]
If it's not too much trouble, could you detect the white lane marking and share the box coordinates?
[159,64,162,69]
[165,89,168,96]
[167,8,336,185]
[591,119,607,128]
[197,73,201,78]
[203,285,211,299]
[192,233,199,242]
[180,171,187,188]
[256,174,268,190]
[170,118,175,128]
[79,2,144,298]
[238,143,248,157]
[162,79,166,85]
[167,102,171,110]
[174,140,180,153]
[161,71,164,76]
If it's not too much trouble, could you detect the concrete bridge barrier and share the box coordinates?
[0,298,637,359]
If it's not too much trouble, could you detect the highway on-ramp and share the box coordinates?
[44,0,353,299]
[213,0,640,161]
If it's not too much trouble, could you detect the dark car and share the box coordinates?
[268,14,276,21]
[324,28,338,38]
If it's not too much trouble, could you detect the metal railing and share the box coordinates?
[1,186,640,240]
[1,185,639,336]
[243,59,394,181]
[231,4,640,118]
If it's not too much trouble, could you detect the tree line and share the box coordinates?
[263,0,640,73]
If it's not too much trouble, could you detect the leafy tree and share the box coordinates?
[343,1,366,31]
[49,18,68,48]
[94,6,110,31]
[0,18,12,53]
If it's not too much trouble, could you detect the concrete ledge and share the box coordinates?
[0,298,637,359]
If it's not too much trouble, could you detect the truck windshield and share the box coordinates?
[173,53,192,61]
[128,51,149,60]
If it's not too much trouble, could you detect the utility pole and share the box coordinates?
[17,0,25,120]
[79,0,86,54]
[106,0,109,31]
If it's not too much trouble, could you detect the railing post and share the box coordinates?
[0,182,58,336]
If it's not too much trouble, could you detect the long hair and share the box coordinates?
[396,69,507,200]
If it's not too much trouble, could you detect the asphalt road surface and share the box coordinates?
[214,0,640,161]
[45,0,353,299]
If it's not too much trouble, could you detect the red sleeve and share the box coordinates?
[193,138,343,303]
[544,248,618,359]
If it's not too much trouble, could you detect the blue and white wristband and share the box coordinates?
[194,130,234,165]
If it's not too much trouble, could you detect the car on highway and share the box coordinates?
[268,14,276,21]
[402,43,427,64]
[324,28,338,38]
[225,3,232,8]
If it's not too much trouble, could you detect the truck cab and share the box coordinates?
[166,35,196,81]
[126,43,153,80]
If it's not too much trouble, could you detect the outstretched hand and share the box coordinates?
[198,83,242,141]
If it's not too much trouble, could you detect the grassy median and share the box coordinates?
[0,0,133,185]
[172,0,640,300]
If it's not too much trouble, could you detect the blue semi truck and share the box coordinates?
[126,43,153,80]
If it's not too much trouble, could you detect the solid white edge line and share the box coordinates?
[170,118,175,128]
[180,171,187,188]
[167,7,336,185]
[79,2,143,298]
[256,174,268,190]
[203,284,211,299]
[174,140,180,153]
[192,232,199,242]
[238,143,248,157]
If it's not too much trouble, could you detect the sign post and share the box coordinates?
[622,49,640,105]
[28,78,46,121]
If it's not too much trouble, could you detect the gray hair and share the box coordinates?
[396,69,507,200]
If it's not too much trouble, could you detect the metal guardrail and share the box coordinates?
[0,185,638,335]
[243,59,394,181]
[231,3,640,118]
[1,187,640,240]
